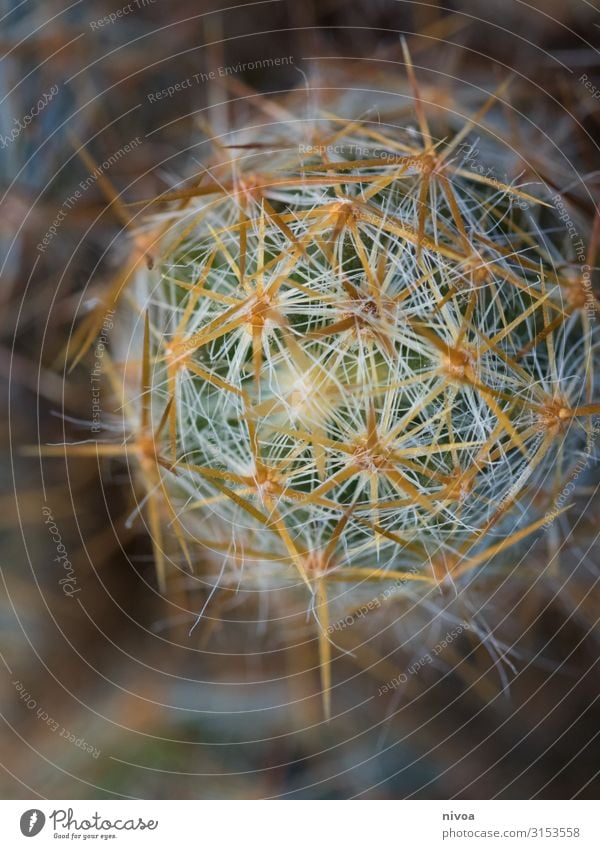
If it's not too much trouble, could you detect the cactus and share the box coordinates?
[70,61,599,716]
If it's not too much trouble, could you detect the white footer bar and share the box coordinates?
[0,800,597,847]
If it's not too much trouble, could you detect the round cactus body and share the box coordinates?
[118,98,597,610]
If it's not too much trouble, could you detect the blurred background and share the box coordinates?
[1,0,599,799]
